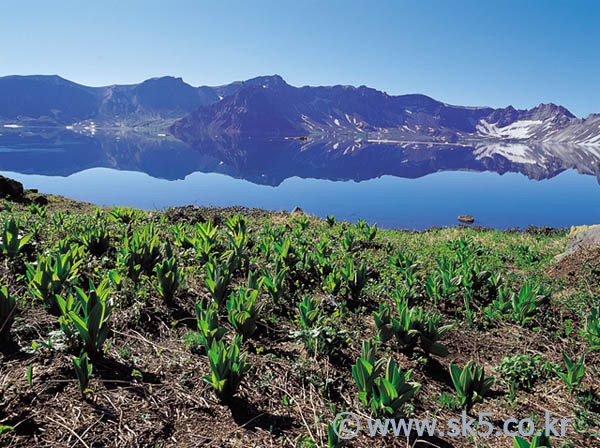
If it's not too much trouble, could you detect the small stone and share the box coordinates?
[321,295,339,312]
[291,206,304,214]
[458,214,475,224]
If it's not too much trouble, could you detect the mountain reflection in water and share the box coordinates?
[0,129,599,229]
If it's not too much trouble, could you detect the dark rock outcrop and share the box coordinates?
[0,175,24,199]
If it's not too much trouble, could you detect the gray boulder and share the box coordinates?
[565,226,600,254]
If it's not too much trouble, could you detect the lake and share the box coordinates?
[1,127,599,229]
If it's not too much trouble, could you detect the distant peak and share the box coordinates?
[244,74,289,89]
[532,102,575,118]
[2,74,69,83]
[143,76,186,84]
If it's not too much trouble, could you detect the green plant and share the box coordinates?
[373,301,450,357]
[581,306,600,351]
[298,296,322,329]
[204,335,251,401]
[373,303,399,343]
[227,288,261,338]
[294,214,310,231]
[327,419,343,448]
[393,299,420,351]
[496,354,547,390]
[513,434,552,447]
[340,258,367,300]
[260,265,287,305]
[52,210,65,226]
[389,252,420,286]
[204,258,232,307]
[72,351,93,395]
[118,224,162,279]
[314,246,333,279]
[172,224,195,250]
[28,203,47,217]
[26,249,82,313]
[192,220,219,262]
[108,270,124,291]
[2,200,13,212]
[81,226,110,256]
[108,206,143,224]
[257,236,273,259]
[224,214,246,237]
[196,220,219,246]
[154,257,183,301]
[449,360,495,412]
[273,239,298,269]
[326,215,336,227]
[58,279,114,357]
[0,285,16,342]
[224,226,249,273]
[492,282,549,325]
[292,323,349,358]
[246,269,260,290]
[509,283,548,325]
[194,301,226,350]
[0,218,32,258]
[437,392,460,410]
[322,271,342,296]
[556,352,585,393]
[412,308,452,357]
[357,220,377,242]
[92,207,104,221]
[424,273,446,305]
[341,231,356,253]
[393,284,418,305]
[352,341,421,417]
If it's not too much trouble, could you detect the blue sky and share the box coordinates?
[2,1,598,116]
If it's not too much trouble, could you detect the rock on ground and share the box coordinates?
[565,225,600,254]
[0,175,24,200]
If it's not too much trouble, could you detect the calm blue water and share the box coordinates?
[2,167,599,229]
[0,129,599,229]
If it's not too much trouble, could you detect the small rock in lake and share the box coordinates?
[291,206,304,214]
[458,214,475,224]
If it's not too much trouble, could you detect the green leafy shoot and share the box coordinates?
[0,285,17,342]
[556,352,586,394]
[203,335,251,401]
[449,360,495,412]
[0,218,32,258]
[72,351,93,396]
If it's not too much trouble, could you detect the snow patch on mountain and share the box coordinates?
[476,120,543,140]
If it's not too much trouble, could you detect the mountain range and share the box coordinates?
[1,74,599,146]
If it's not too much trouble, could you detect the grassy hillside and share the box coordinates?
[0,193,599,447]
